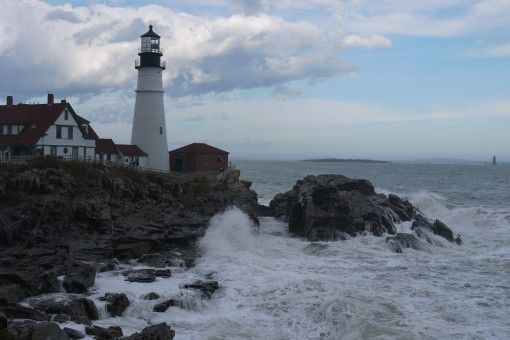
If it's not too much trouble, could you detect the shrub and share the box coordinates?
[182,182,195,208]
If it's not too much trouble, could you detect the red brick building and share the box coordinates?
[169,143,228,173]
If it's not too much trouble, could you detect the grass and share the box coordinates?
[0,156,177,186]
[182,176,212,207]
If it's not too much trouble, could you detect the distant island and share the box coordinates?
[302,158,391,164]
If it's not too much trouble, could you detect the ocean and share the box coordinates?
[86,161,510,339]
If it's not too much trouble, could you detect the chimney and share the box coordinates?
[47,93,54,105]
[6,96,13,106]
[61,99,66,104]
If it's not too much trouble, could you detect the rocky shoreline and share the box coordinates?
[0,160,462,339]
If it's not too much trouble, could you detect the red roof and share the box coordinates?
[95,139,118,154]
[116,144,148,157]
[169,143,229,155]
[0,102,97,146]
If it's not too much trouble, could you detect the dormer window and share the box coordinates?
[64,110,69,120]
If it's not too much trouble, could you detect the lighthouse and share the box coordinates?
[131,25,169,170]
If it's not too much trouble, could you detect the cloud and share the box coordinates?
[481,43,510,58]
[45,8,82,23]
[340,35,392,49]
[333,0,510,37]
[230,0,269,15]
[0,0,397,99]
[272,86,302,99]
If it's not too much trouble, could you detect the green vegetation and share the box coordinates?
[0,156,177,185]
[182,176,213,208]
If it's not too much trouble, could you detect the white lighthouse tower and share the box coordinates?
[131,25,169,170]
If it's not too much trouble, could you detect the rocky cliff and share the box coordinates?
[0,158,258,302]
[269,174,462,248]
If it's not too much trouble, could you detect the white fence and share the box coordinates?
[0,155,232,182]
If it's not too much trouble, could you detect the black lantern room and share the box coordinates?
[136,25,165,69]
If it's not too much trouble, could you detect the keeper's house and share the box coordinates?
[0,94,97,159]
[169,143,229,173]
[96,138,148,168]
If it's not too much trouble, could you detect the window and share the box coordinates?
[106,154,111,161]
[7,125,12,135]
[64,110,69,120]
[0,125,3,135]
[159,127,163,134]
[204,156,208,166]
[56,126,62,139]
[68,127,73,139]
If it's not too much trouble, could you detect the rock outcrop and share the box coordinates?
[270,174,461,244]
[28,295,99,325]
[99,293,130,317]
[182,281,220,299]
[0,320,69,340]
[121,323,175,340]
[62,261,96,294]
[0,160,258,301]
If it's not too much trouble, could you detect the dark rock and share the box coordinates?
[29,295,99,325]
[142,292,160,300]
[1,320,68,340]
[270,175,399,241]
[0,311,6,330]
[0,284,22,305]
[138,253,171,268]
[64,327,85,339]
[99,293,130,317]
[0,267,61,298]
[257,204,273,217]
[153,299,179,313]
[0,304,50,321]
[270,174,461,243]
[52,313,71,323]
[62,261,96,294]
[121,323,175,340]
[97,260,119,273]
[412,214,462,244]
[123,269,156,283]
[387,194,416,221]
[85,325,123,339]
[182,280,219,299]
[434,220,462,244]
[0,162,259,302]
[155,269,172,278]
[240,179,252,189]
[386,233,426,253]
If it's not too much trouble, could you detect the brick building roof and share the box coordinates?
[95,138,119,155]
[169,143,229,155]
[116,144,148,157]
[0,102,97,146]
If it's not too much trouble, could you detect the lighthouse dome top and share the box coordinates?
[141,25,160,38]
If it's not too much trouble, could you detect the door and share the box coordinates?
[175,158,184,172]
[50,146,57,156]
[72,147,78,159]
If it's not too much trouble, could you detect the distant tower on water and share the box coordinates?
[131,25,169,170]
[493,155,497,165]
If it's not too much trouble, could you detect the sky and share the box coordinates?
[0,0,509,161]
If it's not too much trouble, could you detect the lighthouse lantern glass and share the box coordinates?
[141,37,151,52]
[151,38,159,53]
